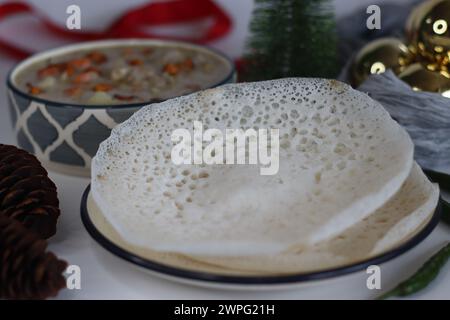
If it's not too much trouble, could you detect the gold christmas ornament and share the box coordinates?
[350,0,450,97]
[415,0,450,61]
[405,0,442,44]
[351,38,413,87]
[398,63,450,97]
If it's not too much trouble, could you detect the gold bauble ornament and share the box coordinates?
[398,63,450,97]
[405,0,443,44]
[415,0,450,62]
[351,38,413,86]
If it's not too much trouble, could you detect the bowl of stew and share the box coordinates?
[6,39,236,176]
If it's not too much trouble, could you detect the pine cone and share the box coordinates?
[0,144,60,239]
[0,214,67,299]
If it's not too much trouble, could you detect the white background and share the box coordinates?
[0,0,449,299]
[0,0,415,58]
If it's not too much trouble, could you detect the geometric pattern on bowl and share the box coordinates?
[7,89,139,170]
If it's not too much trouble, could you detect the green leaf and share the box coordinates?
[377,242,450,299]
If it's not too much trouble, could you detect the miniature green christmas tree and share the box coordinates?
[241,0,338,81]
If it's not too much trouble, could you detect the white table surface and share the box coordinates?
[0,0,449,300]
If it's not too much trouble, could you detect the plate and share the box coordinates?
[80,185,443,290]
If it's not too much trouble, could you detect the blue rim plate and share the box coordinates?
[80,184,443,288]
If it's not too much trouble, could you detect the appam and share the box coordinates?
[91,78,414,256]
[81,163,439,279]
[186,163,440,274]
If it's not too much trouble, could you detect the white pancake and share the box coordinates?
[187,163,439,274]
[91,78,414,256]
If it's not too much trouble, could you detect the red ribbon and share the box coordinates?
[0,0,232,60]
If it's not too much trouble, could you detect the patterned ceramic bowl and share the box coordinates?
[7,39,236,177]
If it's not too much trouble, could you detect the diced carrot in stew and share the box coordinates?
[142,48,153,55]
[26,83,44,95]
[62,64,75,77]
[121,48,133,56]
[114,94,136,101]
[73,70,99,84]
[64,86,82,97]
[86,51,107,64]
[128,59,143,66]
[181,58,194,71]
[85,66,101,74]
[69,58,91,70]
[93,83,113,92]
[37,64,62,79]
[163,63,180,76]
